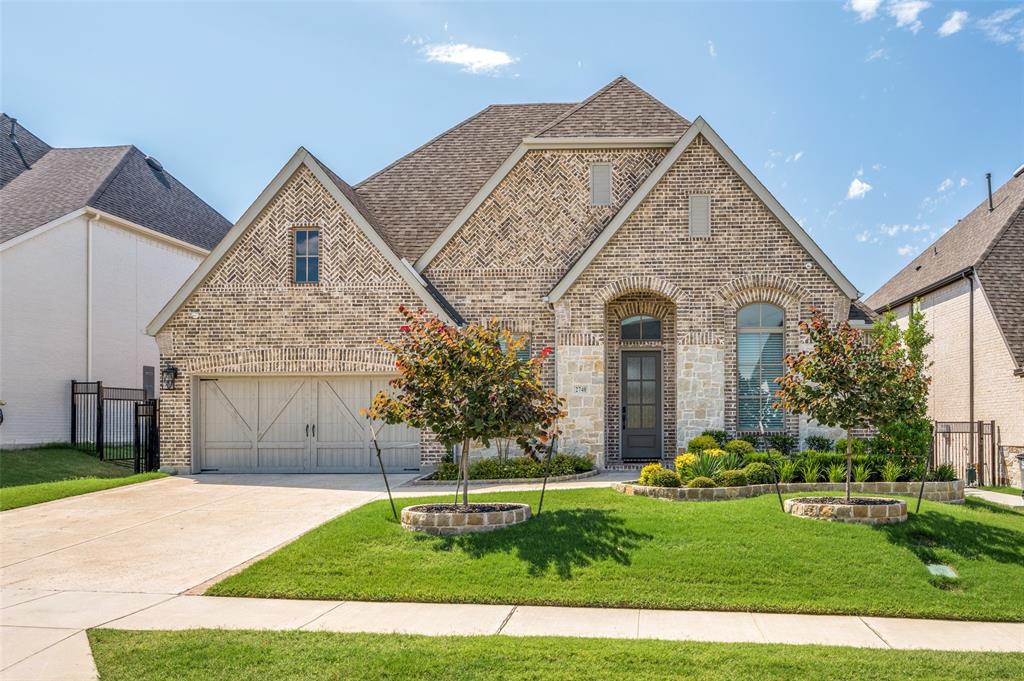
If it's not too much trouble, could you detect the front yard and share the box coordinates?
[210,488,1024,622]
[0,447,164,511]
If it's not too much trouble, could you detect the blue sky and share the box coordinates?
[2,1,1022,296]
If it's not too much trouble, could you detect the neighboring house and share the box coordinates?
[147,77,866,475]
[0,114,232,447]
[866,168,1024,488]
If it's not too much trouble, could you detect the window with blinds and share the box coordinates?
[590,163,612,206]
[737,303,784,431]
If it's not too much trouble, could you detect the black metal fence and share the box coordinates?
[71,380,160,473]
[932,420,1003,486]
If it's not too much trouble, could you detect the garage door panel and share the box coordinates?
[257,446,308,470]
[202,381,255,445]
[257,379,308,444]
[314,446,372,472]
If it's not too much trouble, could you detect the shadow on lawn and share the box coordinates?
[421,508,652,579]
[880,508,1024,566]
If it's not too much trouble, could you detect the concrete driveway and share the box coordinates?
[0,473,418,595]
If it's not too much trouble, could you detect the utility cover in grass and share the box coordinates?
[926,564,958,579]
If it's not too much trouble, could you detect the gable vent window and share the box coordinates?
[294,228,320,284]
[590,163,612,206]
[689,195,711,238]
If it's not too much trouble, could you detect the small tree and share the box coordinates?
[363,306,565,508]
[774,309,924,501]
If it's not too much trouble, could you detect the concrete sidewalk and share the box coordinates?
[965,487,1024,508]
[2,589,1022,680]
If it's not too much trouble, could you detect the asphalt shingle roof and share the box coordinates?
[1,114,51,189]
[534,77,691,138]
[0,114,231,250]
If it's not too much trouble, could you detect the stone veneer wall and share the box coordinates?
[677,344,725,448]
[154,166,444,470]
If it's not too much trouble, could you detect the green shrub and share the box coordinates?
[778,460,798,483]
[826,462,847,483]
[719,451,744,471]
[805,435,834,452]
[881,460,902,482]
[435,461,460,479]
[798,459,822,483]
[724,439,755,458]
[930,464,957,482]
[674,453,697,481]
[648,468,682,488]
[871,417,931,466]
[548,453,594,476]
[716,469,748,487]
[835,437,867,456]
[639,463,665,486]
[686,435,719,454]
[701,430,729,447]
[690,452,723,479]
[687,476,717,488]
[767,433,797,455]
[907,460,927,482]
[737,434,759,448]
[853,462,873,482]
[743,461,775,484]
[501,457,544,479]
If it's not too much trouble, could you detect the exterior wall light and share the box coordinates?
[160,366,179,391]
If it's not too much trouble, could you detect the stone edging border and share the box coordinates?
[410,468,600,486]
[615,479,964,503]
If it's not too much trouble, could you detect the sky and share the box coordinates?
[2,1,1022,297]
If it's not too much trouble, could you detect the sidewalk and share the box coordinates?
[965,487,1024,508]
[2,589,1022,680]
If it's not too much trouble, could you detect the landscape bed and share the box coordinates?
[87,630,1024,681]
[208,488,1024,621]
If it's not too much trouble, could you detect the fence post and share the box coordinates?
[990,420,997,486]
[149,400,160,472]
[133,401,142,474]
[70,381,77,445]
[96,381,104,460]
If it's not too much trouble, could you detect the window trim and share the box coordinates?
[736,303,785,433]
[590,162,612,206]
[292,227,320,285]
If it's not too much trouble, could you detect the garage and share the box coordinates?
[196,376,420,473]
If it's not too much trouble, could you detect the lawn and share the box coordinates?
[87,629,1024,681]
[0,447,165,511]
[209,488,1024,622]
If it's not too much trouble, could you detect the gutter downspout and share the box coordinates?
[86,212,97,381]
[965,270,975,473]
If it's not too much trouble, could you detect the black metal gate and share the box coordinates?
[932,420,1001,486]
[71,380,160,473]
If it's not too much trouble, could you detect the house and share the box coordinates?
[0,114,231,447]
[147,77,865,474]
[866,168,1024,488]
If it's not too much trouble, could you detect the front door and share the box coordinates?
[621,351,662,459]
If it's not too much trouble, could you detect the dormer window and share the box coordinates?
[294,228,320,284]
[590,163,612,206]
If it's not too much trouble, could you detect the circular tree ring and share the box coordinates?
[784,496,907,524]
[401,502,531,535]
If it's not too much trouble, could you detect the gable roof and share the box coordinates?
[1,114,51,188]
[865,171,1024,311]
[977,198,1024,371]
[546,117,860,302]
[0,113,231,250]
[146,148,459,335]
[533,76,690,138]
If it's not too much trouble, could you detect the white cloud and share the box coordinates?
[846,0,883,22]
[888,0,931,34]
[937,178,953,192]
[421,43,517,74]
[856,230,871,242]
[847,177,873,199]
[786,151,804,163]
[897,244,917,257]
[707,40,717,57]
[865,47,888,62]
[880,223,930,237]
[937,10,968,37]
[577,60,582,69]
[764,160,776,169]
[978,8,1024,51]
[872,163,884,171]
[959,177,969,187]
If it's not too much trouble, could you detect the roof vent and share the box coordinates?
[145,156,164,172]
[1014,163,1024,178]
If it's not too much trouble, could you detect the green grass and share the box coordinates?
[0,447,165,511]
[87,629,1024,681]
[978,485,1022,497]
[210,488,1024,622]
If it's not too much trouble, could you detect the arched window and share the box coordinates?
[737,303,784,432]
[621,315,661,341]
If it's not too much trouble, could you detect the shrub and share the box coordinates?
[674,453,697,481]
[719,451,744,471]
[690,452,723,479]
[716,469,748,487]
[798,458,822,483]
[907,460,927,482]
[826,462,847,483]
[881,459,902,482]
[778,460,798,483]
[767,433,797,455]
[835,437,867,456]
[687,435,719,454]
[639,463,665,486]
[435,461,460,480]
[701,430,729,447]
[930,463,957,482]
[688,476,717,488]
[871,417,931,466]
[724,439,756,459]
[738,434,759,448]
[548,453,594,476]
[805,435,834,452]
[648,468,682,488]
[853,462,873,482]
[744,461,775,484]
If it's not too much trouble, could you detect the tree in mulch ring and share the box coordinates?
[363,307,566,532]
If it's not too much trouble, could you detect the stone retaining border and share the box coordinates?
[784,497,908,525]
[614,479,964,503]
[401,503,532,535]
[410,469,600,486]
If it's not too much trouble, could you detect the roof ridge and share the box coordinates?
[84,145,136,208]
[530,76,628,137]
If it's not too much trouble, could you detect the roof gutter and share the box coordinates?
[871,266,974,313]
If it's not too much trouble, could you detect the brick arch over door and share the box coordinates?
[605,292,677,464]
[714,276,804,439]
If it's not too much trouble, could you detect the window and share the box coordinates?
[621,315,662,341]
[737,303,784,432]
[294,228,320,284]
[689,195,711,238]
[590,163,612,206]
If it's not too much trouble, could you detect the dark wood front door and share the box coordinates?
[622,351,661,459]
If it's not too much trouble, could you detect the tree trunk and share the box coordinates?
[845,427,853,503]
[461,437,471,508]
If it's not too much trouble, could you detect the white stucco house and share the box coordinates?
[0,114,231,447]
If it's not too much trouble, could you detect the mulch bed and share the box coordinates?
[794,497,898,506]
[411,503,525,513]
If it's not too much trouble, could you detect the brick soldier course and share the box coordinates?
[148,77,864,474]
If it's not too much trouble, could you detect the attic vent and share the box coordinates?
[590,163,612,206]
[145,156,164,172]
[689,195,711,238]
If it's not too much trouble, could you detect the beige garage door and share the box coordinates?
[197,376,419,473]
